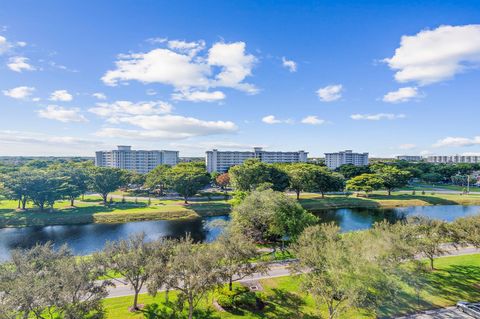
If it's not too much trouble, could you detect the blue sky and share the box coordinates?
[1,0,480,157]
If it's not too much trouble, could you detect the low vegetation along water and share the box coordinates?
[1,204,479,261]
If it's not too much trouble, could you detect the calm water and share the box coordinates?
[0,205,479,261]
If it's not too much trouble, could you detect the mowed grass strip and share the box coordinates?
[102,254,480,319]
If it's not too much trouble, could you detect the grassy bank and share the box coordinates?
[0,196,230,228]
[2,192,480,228]
[102,253,480,319]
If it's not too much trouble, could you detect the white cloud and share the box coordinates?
[37,105,87,123]
[383,87,421,103]
[433,136,480,147]
[7,56,35,72]
[171,90,225,102]
[399,143,416,150]
[262,115,293,125]
[169,141,264,151]
[350,113,406,121]
[301,115,325,125]
[316,84,343,102]
[0,35,11,54]
[462,152,480,156]
[102,40,258,97]
[89,100,173,118]
[96,114,237,140]
[49,90,73,102]
[92,92,107,100]
[146,89,157,96]
[384,24,480,85]
[0,130,100,146]
[2,86,35,100]
[420,150,432,156]
[282,57,297,72]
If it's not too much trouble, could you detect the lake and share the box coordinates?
[0,205,479,261]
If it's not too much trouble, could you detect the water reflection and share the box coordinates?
[0,205,479,261]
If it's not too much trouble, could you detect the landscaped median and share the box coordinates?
[102,253,480,319]
[2,192,480,228]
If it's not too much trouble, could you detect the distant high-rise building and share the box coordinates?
[95,145,179,173]
[324,150,369,170]
[396,155,423,162]
[427,155,480,164]
[206,147,308,173]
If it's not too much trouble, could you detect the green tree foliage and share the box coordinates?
[25,169,68,211]
[215,226,268,291]
[451,214,480,248]
[231,189,317,243]
[96,233,159,310]
[292,224,398,319]
[229,159,289,192]
[375,166,411,195]
[283,163,317,199]
[166,162,210,203]
[312,168,345,198]
[88,167,125,205]
[57,166,89,206]
[420,172,443,185]
[336,164,371,179]
[145,164,172,196]
[0,168,33,209]
[346,173,384,197]
[0,243,109,319]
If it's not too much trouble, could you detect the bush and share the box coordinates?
[421,190,425,195]
[216,285,262,311]
[216,294,235,310]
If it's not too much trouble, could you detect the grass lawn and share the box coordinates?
[2,192,480,228]
[0,196,230,227]
[102,254,480,319]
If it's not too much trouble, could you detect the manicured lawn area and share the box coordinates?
[0,196,230,227]
[2,192,480,228]
[102,254,480,319]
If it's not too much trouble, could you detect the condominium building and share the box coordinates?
[427,155,480,164]
[95,145,179,174]
[396,155,423,162]
[206,147,308,173]
[324,150,369,170]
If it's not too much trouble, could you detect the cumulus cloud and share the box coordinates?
[0,130,101,146]
[102,40,257,98]
[92,92,107,100]
[301,115,325,125]
[49,90,73,102]
[384,24,480,85]
[350,113,406,121]
[262,115,293,125]
[433,136,480,147]
[171,90,225,102]
[96,115,238,140]
[37,105,87,123]
[282,57,297,72]
[383,87,421,103]
[2,86,35,100]
[7,56,35,72]
[88,100,173,119]
[0,35,11,54]
[316,84,343,102]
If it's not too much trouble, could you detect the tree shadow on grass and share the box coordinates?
[255,288,320,319]
[141,303,220,319]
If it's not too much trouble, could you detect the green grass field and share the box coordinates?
[102,253,480,319]
[2,192,480,227]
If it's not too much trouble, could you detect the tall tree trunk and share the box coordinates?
[133,288,139,310]
[229,278,233,291]
[388,189,392,196]
[17,199,20,209]
[188,295,194,319]
[429,257,435,270]
[296,190,300,200]
[70,197,75,206]
[184,196,188,204]
[22,197,27,210]
[102,194,108,205]
[321,191,325,199]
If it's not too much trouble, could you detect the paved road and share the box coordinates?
[394,306,473,319]
[105,246,480,299]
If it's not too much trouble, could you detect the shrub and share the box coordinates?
[216,294,235,310]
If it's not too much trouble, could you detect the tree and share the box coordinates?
[229,159,289,192]
[215,226,268,291]
[0,243,109,319]
[451,214,480,248]
[346,173,384,197]
[336,164,371,179]
[0,169,33,209]
[231,189,317,244]
[145,164,172,196]
[164,235,223,319]
[96,233,157,310]
[292,224,397,319]
[216,173,231,199]
[166,162,210,203]
[408,217,449,270]
[25,170,67,211]
[420,172,442,186]
[88,167,124,205]
[312,168,345,198]
[58,166,89,206]
[284,163,317,199]
[376,166,411,196]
